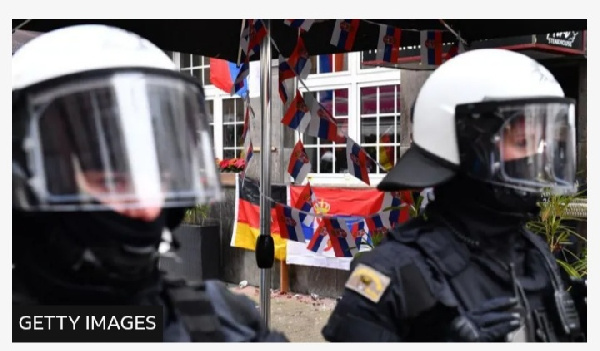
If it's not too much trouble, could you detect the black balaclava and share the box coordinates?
[13,207,186,305]
[425,174,548,283]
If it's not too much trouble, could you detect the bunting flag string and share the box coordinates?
[238,19,466,186]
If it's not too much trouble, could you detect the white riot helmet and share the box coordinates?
[378,49,576,196]
[13,24,222,212]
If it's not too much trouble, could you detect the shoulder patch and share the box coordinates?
[345,263,391,303]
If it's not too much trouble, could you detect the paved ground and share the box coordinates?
[229,284,337,342]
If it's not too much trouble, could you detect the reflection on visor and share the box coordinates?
[498,103,575,189]
[24,72,221,211]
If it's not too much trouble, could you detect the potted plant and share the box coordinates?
[160,203,222,282]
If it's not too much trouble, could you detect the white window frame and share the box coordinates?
[170,51,403,185]
[297,51,401,187]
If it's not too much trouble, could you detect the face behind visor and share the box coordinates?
[12,24,223,214]
[378,49,577,197]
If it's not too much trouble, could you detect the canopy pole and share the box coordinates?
[258,19,273,328]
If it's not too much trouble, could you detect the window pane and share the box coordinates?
[320,148,334,173]
[309,56,318,75]
[235,124,243,147]
[380,85,397,114]
[223,99,236,123]
[360,116,377,144]
[317,54,347,74]
[182,54,191,69]
[192,55,202,67]
[334,89,348,117]
[380,116,397,143]
[305,147,318,173]
[361,86,377,115]
[203,67,210,86]
[334,147,348,173]
[223,125,236,147]
[192,69,202,81]
[235,99,244,122]
[361,50,377,69]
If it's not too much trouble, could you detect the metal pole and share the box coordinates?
[258,19,272,327]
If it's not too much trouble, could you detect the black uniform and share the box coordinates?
[12,209,288,343]
[322,179,586,342]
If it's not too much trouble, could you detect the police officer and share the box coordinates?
[12,24,288,342]
[321,49,586,342]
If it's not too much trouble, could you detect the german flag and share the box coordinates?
[231,175,289,261]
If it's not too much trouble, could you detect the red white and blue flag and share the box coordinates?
[240,19,267,61]
[330,19,360,51]
[293,181,316,226]
[287,140,312,185]
[364,212,390,241]
[420,30,443,66]
[352,220,372,249]
[376,25,402,63]
[241,101,251,141]
[285,36,312,80]
[380,191,412,226]
[275,204,308,242]
[284,19,315,32]
[278,56,292,103]
[281,90,311,133]
[304,93,345,143]
[210,58,249,97]
[307,217,354,257]
[346,138,371,186]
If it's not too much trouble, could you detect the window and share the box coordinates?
[361,50,378,70]
[178,54,211,86]
[222,97,245,159]
[309,54,348,75]
[205,99,215,153]
[301,88,349,174]
[359,84,401,173]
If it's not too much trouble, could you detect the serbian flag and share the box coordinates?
[210,58,248,97]
[376,25,402,63]
[285,37,312,80]
[308,217,354,257]
[420,30,443,66]
[304,93,345,143]
[284,19,315,32]
[330,19,360,51]
[278,56,292,103]
[346,138,371,186]
[352,220,372,250]
[241,103,251,141]
[231,176,288,260]
[364,212,391,241]
[275,204,308,242]
[281,91,311,133]
[293,181,316,226]
[241,19,267,60]
[381,191,412,227]
[287,140,312,185]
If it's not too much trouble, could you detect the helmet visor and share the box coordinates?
[497,102,576,192]
[456,98,577,195]
[18,71,222,211]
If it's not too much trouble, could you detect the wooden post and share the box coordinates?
[280,259,290,293]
